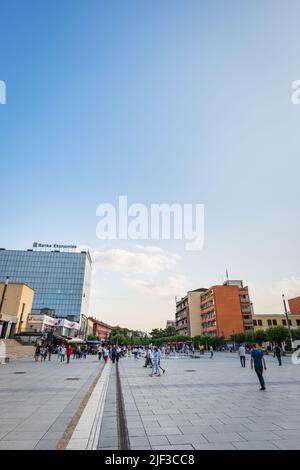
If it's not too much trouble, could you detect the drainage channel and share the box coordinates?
[116,362,130,450]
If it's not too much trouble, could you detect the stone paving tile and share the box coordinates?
[178,425,216,434]
[147,426,182,436]
[129,436,151,447]
[1,431,46,441]
[0,439,40,450]
[148,435,170,446]
[200,431,245,443]
[274,439,300,450]
[34,439,59,450]
[232,440,281,450]
[238,430,283,441]
[167,434,208,445]
[271,429,300,439]
[192,442,238,450]
[152,445,194,450]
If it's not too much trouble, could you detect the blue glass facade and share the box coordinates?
[0,249,92,321]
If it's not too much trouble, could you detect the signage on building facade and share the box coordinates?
[33,242,77,250]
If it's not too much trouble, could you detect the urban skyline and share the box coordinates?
[1,1,300,330]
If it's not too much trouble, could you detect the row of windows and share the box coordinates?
[253,318,300,327]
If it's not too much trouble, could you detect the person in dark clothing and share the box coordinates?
[251,344,267,390]
[273,344,282,366]
[47,345,52,361]
[111,345,117,364]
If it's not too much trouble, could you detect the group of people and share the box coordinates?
[34,344,53,362]
[143,346,166,377]
[97,344,127,364]
[34,343,88,363]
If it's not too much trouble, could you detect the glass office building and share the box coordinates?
[0,248,92,321]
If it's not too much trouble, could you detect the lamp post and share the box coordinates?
[232,330,235,350]
[282,294,294,351]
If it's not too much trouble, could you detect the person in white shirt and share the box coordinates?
[238,344,246,368]
[60,345,66,362]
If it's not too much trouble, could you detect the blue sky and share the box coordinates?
[1,1,300,330]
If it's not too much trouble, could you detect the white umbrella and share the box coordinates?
[67,338,86,344]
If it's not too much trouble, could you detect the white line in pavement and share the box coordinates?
[67,362,111,450]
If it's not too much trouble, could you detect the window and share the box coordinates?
[258,320,263,326]
[273,320,277,326]
[282,319,286,325]
[267,320,272,326]
[297,320,300,326]
[253,320,257,326]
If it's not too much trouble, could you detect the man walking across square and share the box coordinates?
[251,344,267,390]
[238,343,246,368]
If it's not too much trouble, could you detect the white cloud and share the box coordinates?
[269,277,300,299]
[90,246,180,275]
[124,274,190,298]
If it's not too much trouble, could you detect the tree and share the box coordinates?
[231,333,246,344]
[87,334,99,341]
[265,326,289,346]
[150,328,165,339]
[253,330,267,345]
[164,325,177,337]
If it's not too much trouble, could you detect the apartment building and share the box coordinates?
[175,288,207,337]
[200,280,253,340]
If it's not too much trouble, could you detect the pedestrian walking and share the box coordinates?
[111,345,117,363]
[251,344,267,390]
[60,345,66,362]
[47,345,52,361]
[34,344,41,362]
[150,347,161,377]
[238,344,246,368]
[57,345,62,361]
[66,344,72,363]
[40,346,45,362]
[210,346,214,358]
[158,347,166,374]
[103,347,109,364]
[144,347,153,368]
[273,344,282,366]
[97,345,102,361]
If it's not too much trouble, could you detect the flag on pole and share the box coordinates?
[226,268,229,280]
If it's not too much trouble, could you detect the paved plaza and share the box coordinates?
[116,352,300,450]
[0,356,103,450]
[0,352,300,450]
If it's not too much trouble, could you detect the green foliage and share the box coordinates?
[150,328,166,339]
[87,334,99,341]
[265,326,290,345]
[192,334,224,348]
[230,333,246,344]
[152,335,192,345]
[164,325,177,337]
[253,330,267,345]
[110,334,127,345]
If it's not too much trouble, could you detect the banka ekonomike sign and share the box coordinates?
[32,242,77,250]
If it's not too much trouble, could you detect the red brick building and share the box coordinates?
[92,319,113,341]
[288,296,300,315]
[200,280,253,340]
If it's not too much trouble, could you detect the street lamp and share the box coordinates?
[282,294,295,351]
